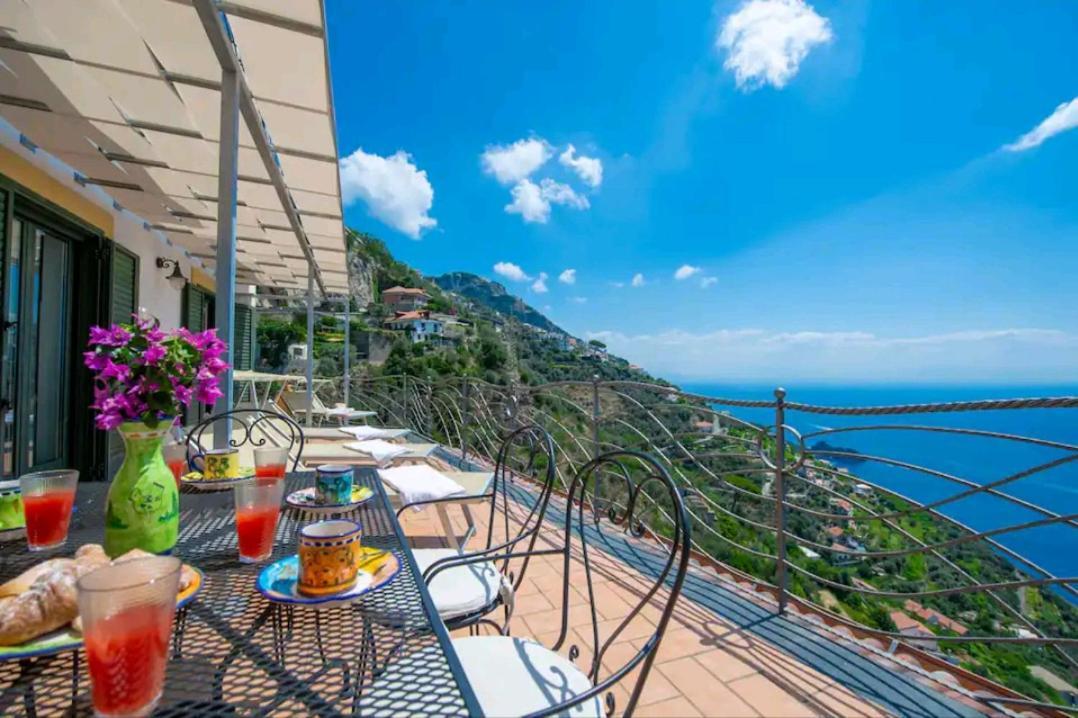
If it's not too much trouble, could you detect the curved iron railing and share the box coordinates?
[313,372,1078,712]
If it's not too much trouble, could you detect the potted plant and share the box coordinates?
[84,316,227,556]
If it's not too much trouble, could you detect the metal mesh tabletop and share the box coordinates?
[0,471,481,717]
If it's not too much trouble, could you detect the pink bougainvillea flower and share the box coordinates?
[142,343,166,364]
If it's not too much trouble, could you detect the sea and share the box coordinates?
[679,383,1078,597]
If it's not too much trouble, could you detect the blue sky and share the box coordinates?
[327,0,1078,384]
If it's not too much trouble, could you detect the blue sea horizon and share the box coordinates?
[679,382,1078,601]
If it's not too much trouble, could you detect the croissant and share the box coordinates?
[0,545,109,646]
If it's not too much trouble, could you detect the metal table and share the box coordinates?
[0,471,481,717]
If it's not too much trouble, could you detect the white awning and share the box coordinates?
[0,0,349,296]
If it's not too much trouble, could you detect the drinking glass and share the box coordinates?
[234,479,283,563]
[77,556,181,717]
[20,469,78,551]
[162,443,187,487]
[253,446,289,481]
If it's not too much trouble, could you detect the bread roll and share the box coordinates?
[0,544,110,645]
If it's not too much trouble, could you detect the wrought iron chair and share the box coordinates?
[185,408,306,472]
[397,424,558,634]
[377,450,692,717]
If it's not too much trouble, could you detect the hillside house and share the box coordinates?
[384,310,444,343]
[890,612,939,651]
[381,286,429,312]
[903,600,969,635]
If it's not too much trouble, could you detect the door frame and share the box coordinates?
[0,174,110,481]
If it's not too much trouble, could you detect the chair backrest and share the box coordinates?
[186,408,305,471]
[542,450,692,718]
[484,424,559,588]
[280,389,327,416]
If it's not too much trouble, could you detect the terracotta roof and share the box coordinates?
[890,611,933,634]
[384,310,433,324]
[903,600,968,635]
[382,286,428,296]
[826,526,844,537]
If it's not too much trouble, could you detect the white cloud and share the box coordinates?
[717,0,833,91]
[504,179,550,223]
[1004,97,1078,152]
[558,144,603,188]
[585,327,1077,382]
[674,264,701,280]
[631,273,646,288]
[558,268,577,285]
[531,272,549,293]
[700,276,718,288]
[481,138,552,185]
[505,178,590,224]
[339,148,436,238]
[571,296,588,304]
[609,281,626,288]
[539,179,590,210]
[493,261,530,282]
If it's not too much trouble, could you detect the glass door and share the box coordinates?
[0,217,73,478]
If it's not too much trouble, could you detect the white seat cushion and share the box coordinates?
[453,636,601,717]
[414,548,502,620]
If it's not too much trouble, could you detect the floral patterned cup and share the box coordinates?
[203,449,240,480]
[298,520,362,596]
[314,465,353,505]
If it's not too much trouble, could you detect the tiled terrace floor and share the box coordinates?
[397,490,906,718]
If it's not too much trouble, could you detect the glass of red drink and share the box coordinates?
[253,446,289,481]
[77,556,181,718]
[20,469,78,551]
[234,479,283,563]
[163,443,187,487]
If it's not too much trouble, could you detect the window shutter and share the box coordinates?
[233,303,253,370]
[110,246,139,325]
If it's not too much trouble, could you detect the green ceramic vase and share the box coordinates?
[103,421,180,557]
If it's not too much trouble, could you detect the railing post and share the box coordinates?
[773,387,788,614]
[461,378,470,464]
[401,375,410,429]
[591,375,601,459]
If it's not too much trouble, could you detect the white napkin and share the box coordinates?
[378,465,465,510]
[339,425,393,440]
[346,439,409,465]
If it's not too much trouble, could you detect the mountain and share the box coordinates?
[430,272,567,335]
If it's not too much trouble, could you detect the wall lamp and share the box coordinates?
[156,257,187,290]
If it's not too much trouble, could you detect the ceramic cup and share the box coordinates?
[203,449,240,480]
[298,519,362,596]
[315,465,353,505]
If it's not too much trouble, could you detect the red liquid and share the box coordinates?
[167,460,185,486]
[235,505,279,560]
[23,490,76,547]
[254,464,286,480]
[84,603,174,716]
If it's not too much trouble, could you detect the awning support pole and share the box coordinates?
[343,297,350,408]
[305,264,315,428]
[212,66,240,448]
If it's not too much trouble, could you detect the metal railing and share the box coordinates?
[313,373,1078,711]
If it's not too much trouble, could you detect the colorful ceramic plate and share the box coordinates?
[256,549,400,609]
[180,467,256,491]
[0,564,205,662]
[284,485,374,515]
